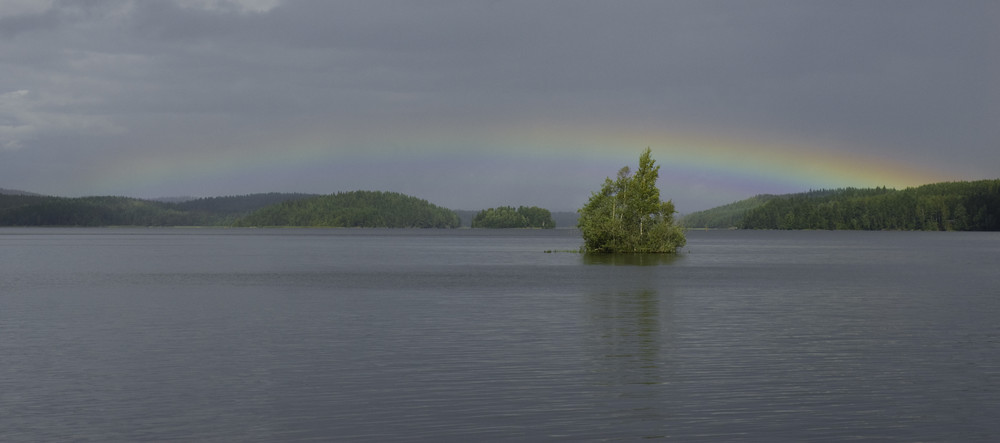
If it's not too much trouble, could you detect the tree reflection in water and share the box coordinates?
[582,253,680,266]
[587,290,668,384]
[581,251,680,436]
[585,287,676,435]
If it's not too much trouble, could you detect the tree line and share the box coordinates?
[0,195,208,226]
[471,206,556,228]
[232,191,461,228]
[0,191,463,228]
[682,179,1000,231]
[678,195,775,230]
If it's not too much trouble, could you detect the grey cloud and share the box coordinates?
[0,88,123,151]
[0,0,996,208]
[0,7,62,38]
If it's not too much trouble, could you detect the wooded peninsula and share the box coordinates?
[681,179,1000,231]
[0,191,459,228]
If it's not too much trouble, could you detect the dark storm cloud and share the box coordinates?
[0,0,996,207]
[6,1,995,126]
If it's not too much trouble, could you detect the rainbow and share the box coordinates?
[518,122,949,186]
[91,122,958,210]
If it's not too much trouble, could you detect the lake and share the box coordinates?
[1,228,998,441]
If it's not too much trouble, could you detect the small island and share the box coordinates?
[471,206,555,229]
[577,148,686,253]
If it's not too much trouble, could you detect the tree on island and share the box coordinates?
[577,148,686,253]
[472,205,555,228]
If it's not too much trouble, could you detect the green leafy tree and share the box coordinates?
[577,148,686,253]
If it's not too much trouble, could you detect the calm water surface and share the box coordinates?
[1,228,998,441]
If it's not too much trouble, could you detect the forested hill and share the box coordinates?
[681,180,1000,231]
[0,188,45,196]
[173,193,318,215]
[232,191,461,228]
[679,195,778,230]
[0,192,318,226]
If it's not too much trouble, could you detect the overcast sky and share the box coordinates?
[1,0,997,212]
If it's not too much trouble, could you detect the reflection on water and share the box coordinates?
[587,289,673,438]
[582,253,680,266]
[588,289,666,384]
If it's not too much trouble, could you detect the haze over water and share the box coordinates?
[2,228,998,441]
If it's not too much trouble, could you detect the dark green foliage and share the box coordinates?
[171,193,320,225]
[0,192,387,227]
[680,194,777,229]
[472,206,555,228]
[577,148,686,253]
[733,180,1000,231]
[0,195,198,226]
[174,193,317,215]
[517,206,556,228]
[233,191,460,228]
[472,206,523,228]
